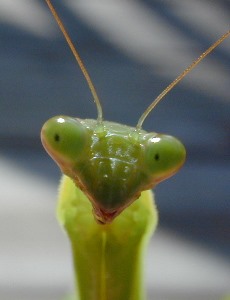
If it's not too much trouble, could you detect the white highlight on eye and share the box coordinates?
[57,117,65,124]
[150,137,161,143]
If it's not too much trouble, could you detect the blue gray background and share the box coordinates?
[0,1,229,299]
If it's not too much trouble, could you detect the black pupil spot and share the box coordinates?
[54,133,60,142]
[154,153,160,161]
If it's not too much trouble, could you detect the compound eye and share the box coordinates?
[145,134,186,183]
[41,116,88,164]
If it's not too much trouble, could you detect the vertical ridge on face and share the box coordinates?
[75,126,144,220]
[79,158,140,210]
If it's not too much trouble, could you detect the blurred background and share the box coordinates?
[0,0,229,299]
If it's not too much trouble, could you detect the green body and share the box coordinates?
[58,175,157,300]
[41,115,185,299]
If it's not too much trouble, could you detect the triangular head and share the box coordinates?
[41,116,186,223]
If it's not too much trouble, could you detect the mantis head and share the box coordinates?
[41,116,185,223]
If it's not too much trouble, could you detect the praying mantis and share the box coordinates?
[40,1,230,299]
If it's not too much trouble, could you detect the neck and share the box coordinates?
[57,175,158,300]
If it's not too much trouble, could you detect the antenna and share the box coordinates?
[136,30,230,130]
[45,0,103,123]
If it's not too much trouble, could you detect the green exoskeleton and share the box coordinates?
[41,1,230,299]
[42,116,185,223]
